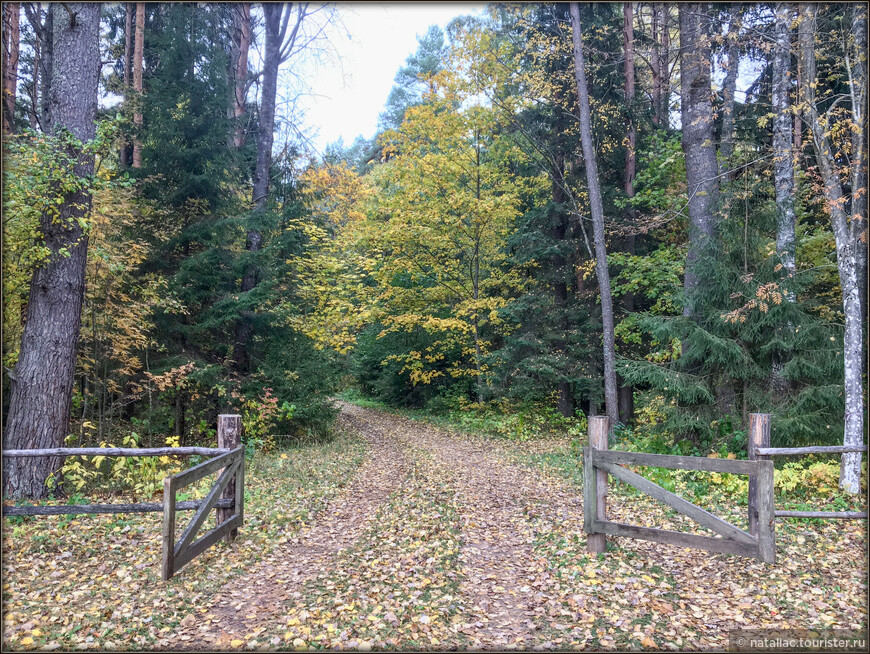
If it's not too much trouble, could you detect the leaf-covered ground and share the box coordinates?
[3,403,867,651]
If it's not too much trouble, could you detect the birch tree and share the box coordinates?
[798,4,866,493]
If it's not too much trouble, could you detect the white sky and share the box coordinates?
[289,3,486,156]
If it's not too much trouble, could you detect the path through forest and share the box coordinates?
[162,403,866,651]
[167,402,587,649]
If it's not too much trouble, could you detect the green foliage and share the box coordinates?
[610,245,684,316]
[53,432,183,498]
[2,123,131,369]
[620,197,845,448]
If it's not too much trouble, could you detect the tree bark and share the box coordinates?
[799,4,865,494]
[132,1,144,168]
[3,2,101,499]
[570,3,619,428]
[770,3,797,395]
[679,3,720,320]
[39,4,53,128]
[651,3,672,126]
[719,10,740,177]
[850,5,867,327]
[120,2,133,165]
[661,5,671,122]
[773,4,796,282]
[3,2,20,133]
[651,4,662,125]
[234,3,305,374]
[26,16,38,128]
[618,1,636,424]
[552,154,573,418]
[233,2,281,374]
[231,2,251,148]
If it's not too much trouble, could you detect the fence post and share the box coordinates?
[587,415,610,554]
[162,475,176,581]
[757,459,776,563]
[747,412,771,537]
[217,414,242,541]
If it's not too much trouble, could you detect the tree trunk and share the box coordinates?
[658,3,670,123]
[233,2,282,374]
[850,5,867,328]
[175,388,185,444]
[3,2,20,133]
[570,3,619,428]
[231,2,251,148]
[39,4,53,128]
[132,1,144,168]
[3,2,101,499]
[651,4,661,125]
[799,4,865,494]
[26,20,38,128]
[550,153,573,417]
[773,4,796,282]
[120,2,133,165]
[719,11,740,177]
[679,3,720,320]
[618,2,636,425]
[770,3,797,394]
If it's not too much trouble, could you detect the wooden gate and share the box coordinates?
[162,416,245,580]
[583,415,775,563]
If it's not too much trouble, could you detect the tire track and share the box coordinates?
[385,412,586,649]
[169,409,410,649]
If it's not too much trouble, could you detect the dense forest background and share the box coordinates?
[2,3,866,499]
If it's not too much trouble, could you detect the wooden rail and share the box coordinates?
[775,510,868,519]
[755,445,867,456]
[3,499,233,517]
[3,446,228,458]
[596,450,759,475]
[749,428,867,521]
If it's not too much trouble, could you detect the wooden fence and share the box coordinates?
[747,416,868,521]
[583,412,867,563]
[2,414,245,580]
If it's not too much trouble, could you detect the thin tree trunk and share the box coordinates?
[234,2,284,373]
[850,5,867,327]
[120,2,132,165]
[773,5,798,262]
[794,61,803,158]
[39,4,52,128]
[770,3,797,394]
[619,1,636,424]
[719,11,740,177]
[799,4,865,494]
[175,388,185,443]
[679,3,720,320]
[3,2,101,499]
[570,2,619,428]
[26,21,38,128]
[651,3,661,125]
[3,2,20,133]
[132,1,144,168]
[658,3,670,123]
[552,154,573,418]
